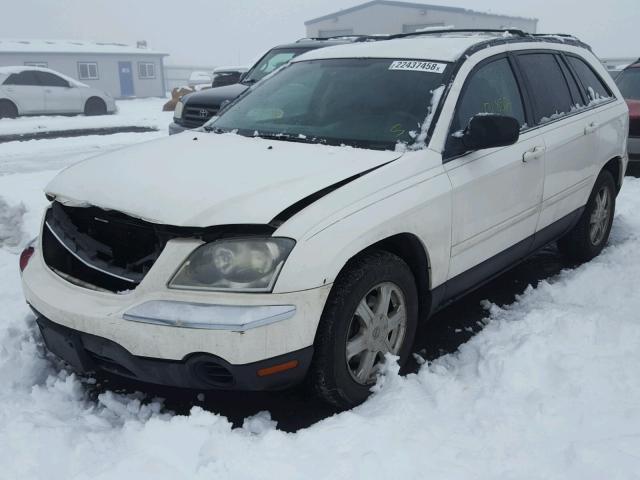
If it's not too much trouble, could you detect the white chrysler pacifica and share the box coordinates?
[21,31,628,408]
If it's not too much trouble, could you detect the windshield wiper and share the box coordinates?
[242,78,257,85]
[203,126,226,133]
[254,132,326,145]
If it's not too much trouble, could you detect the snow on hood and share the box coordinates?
[45,133,402,227]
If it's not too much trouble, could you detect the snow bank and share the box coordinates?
[0,98,172,136]
[1,151,640,478]
[0,196,25,249]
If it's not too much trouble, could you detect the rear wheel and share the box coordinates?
[557,170,616,263]
[84,97,107,116]
[0,100,18,119]
[309,250,419,409]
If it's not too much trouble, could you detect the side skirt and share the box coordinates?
[429,207,584,316]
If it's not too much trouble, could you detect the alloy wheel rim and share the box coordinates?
[345,282,407,385]
[589,187,611,246]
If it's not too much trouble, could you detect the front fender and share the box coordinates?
[274,153,452,294]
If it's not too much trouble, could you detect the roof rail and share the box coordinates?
[296,35,384,43]
[387,28,529,40]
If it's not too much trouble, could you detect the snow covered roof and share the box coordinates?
[305,1,537,25]
[0,39,167,56]
[293,34,504,63]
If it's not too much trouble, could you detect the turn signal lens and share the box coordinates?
[257,360,299,377]
[19,246,35,273]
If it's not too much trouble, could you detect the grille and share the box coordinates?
[180,104,219,128]
[629,117,640,138]
[42,202,167,293]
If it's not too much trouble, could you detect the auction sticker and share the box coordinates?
[389,60,447,73]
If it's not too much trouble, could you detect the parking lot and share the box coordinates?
[1,98,640,475]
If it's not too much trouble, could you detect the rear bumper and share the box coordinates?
[35,313,313,390]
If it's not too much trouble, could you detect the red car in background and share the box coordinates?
[616,61,640,163]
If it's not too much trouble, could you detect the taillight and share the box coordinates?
[19,246,35,273]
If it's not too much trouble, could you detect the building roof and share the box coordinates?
[293,33,561,63]
[305,0,537,26]
[0,39,167,56]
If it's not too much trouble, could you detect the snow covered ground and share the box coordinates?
[1,128,640,479]
[0,97,172,136]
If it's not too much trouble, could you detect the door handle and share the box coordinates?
[522,146,545,163]
[584,122,599,135]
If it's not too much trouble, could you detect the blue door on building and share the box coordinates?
[118,61,134,97]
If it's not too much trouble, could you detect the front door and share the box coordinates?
[118,61,134,97]
[36,71,82,113]
[443,56,545,291]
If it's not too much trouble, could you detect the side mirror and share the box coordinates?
[462,114,520,151]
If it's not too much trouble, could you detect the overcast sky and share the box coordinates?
[2,0,637,66]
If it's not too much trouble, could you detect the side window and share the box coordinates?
[557,56,584,106]
[517,53,574,124]
[5,71,40,86]
[451,57,526,135]
[35,71,69,88]
[567,56,612,103]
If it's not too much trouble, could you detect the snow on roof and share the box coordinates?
[305,0,538,25]
[293,34,501,63]
[0,39,167,56]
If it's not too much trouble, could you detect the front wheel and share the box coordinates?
[558,170,616,263]
[309,250,419,409]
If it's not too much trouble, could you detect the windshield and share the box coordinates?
[243,48,312,84]
[616,68,640,100]
[211,58,450,150]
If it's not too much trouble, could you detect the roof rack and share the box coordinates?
[387,28,528,40]
[296,35,385,43]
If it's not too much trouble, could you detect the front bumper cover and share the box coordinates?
[36,313,313,391]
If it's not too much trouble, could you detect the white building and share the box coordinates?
[305,1,538,37]
[0,39,168,99]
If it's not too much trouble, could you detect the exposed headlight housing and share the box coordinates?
[169,237,295,292]
[174,100,185,119]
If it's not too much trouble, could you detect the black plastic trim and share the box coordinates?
[35,313,313,391]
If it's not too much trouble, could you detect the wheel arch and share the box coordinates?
[602,156,624,194]
[0,97,19,115]
[336,232,433,319]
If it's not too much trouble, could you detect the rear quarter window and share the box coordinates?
[566,55,612,102]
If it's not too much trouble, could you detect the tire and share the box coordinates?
[557,169,616,263]
[84,97,107,116]
[309,250,419,409]
[0,100,18,119]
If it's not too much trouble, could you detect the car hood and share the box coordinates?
[184,83,248,107]
[46,133,402,227]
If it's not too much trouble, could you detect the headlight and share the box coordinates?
[174,100,184,119]
[169,237,295,292]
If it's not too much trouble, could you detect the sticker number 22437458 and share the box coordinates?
[389,60,447,73]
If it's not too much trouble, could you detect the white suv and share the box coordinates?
[20,31,628,408]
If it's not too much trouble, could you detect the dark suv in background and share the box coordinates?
[615,60,640,163]
[169,37,367,134]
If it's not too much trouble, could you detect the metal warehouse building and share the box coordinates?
[0,39,168,99]
[305,1,538,37]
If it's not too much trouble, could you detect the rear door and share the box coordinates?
[444,55,545,285]
[514,51,603,233]
[2,70,44,114]
[36,71,82,114]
